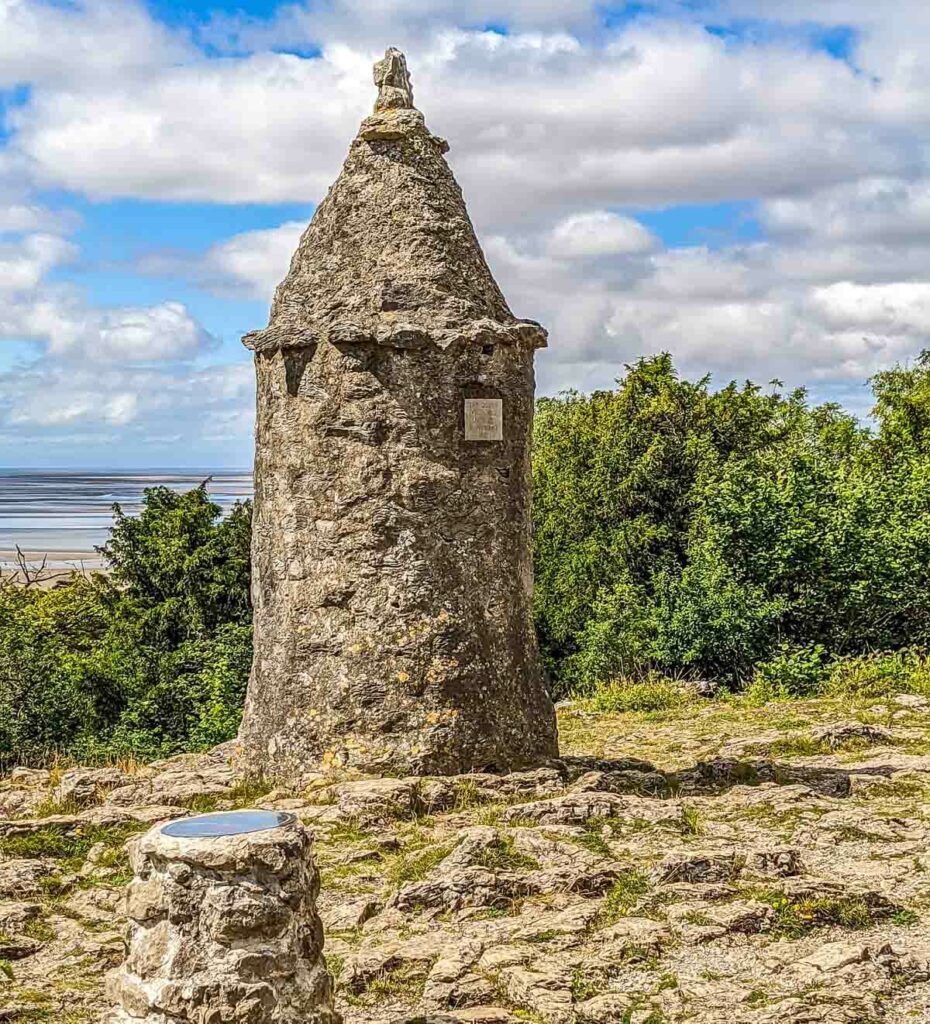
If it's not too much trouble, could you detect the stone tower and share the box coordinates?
[238,49,558,777]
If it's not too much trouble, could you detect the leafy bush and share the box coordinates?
[821,650,930,700]
[0,485,251,766]
[534,351,930,695]
[745,645,829,703]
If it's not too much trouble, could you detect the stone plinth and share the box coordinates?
[107,810,339,1024]
[237,48,559,779]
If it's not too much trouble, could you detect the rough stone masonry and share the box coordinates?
[237,48,559,777]
[106,812,339,1024]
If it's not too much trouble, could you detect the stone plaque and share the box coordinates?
[464,398,503,441]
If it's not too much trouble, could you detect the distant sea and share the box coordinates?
[0,470,253,569]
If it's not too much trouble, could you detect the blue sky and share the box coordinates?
[1,0,929,466]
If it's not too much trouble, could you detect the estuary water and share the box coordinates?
[0,470,253,569]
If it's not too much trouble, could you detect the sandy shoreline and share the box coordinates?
[0,549,109,578]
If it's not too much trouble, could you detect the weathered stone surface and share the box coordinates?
[9,767,50,787]
[666,898,774,941]
[798,941,871,973]
[53,766,129,807]
[745,846,803,878]
[498,965,572,1023]
[374,46,415,112]
[106,761,236,806]
[321,897,382,932]
[0,813,81,837]
[811,722,894,749]
[324,778,420,820]
[9,686,930,1024]
[570,767,670,796]
[575,993,638,1023]
[0,900,43,937]
[0,859,54,898]
[106,813,339,1024]
[595,917,670,961]
[894,693,930,709]
[237,48,558,778]
[650,849,741,885]
[500,791,676,826]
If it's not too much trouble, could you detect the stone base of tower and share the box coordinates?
[237,687,559,780]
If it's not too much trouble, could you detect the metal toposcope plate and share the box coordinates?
[161,810,296,838]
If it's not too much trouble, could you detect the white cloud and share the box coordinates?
[763,178,930,245]
[2,19,908,221]
[204,220,305,300]
[0,203,76,234]
[481,229,930,398]
[0,230,214,363]
[0,0,190,88]
[547,211,659,258]
[203,0,601,53]
[4,0,930,458]
[11,293,214,364]
[10,50,367,203]
[0,233,75,293]
[0,362,252,444]
[809,281,930,334]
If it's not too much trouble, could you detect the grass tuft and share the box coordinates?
[0,821,146,868]
[582,678,693,716]
[751,890,891,937]
[471,835,540,873]
[600,867,651,923]
[385,844,452,886]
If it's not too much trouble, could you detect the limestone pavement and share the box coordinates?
[2,695,930,1022]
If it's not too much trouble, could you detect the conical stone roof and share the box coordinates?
[244,48,546,354]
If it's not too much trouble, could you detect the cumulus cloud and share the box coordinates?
[0,0,190,88]
[203,221,305,300]
[763,178,930,245]
[3,0,930,458]
[9,50,367,203]
[809,281,930,334]
[481,228,930,403]
[0,233,75,292]
[0,231,213,364]
[203,0,601,52]
[0,361,253,450]
[0,203,77,234]
[1,18,908,223]
[547,211,659,258]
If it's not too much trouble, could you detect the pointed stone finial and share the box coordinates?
[373,47,414,112]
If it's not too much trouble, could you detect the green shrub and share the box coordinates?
[534,351,930,695]
[0,484,252,766]
[745,644,829,702]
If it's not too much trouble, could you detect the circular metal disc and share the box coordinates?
[160,810,295,838]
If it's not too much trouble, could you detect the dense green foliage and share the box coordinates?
[4,351,930,764]
[533,352,930,694]
[0,485,251,766]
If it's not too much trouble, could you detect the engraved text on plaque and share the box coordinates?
[464,398,503,441]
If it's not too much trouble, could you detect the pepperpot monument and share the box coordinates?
[237,48,558,777]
